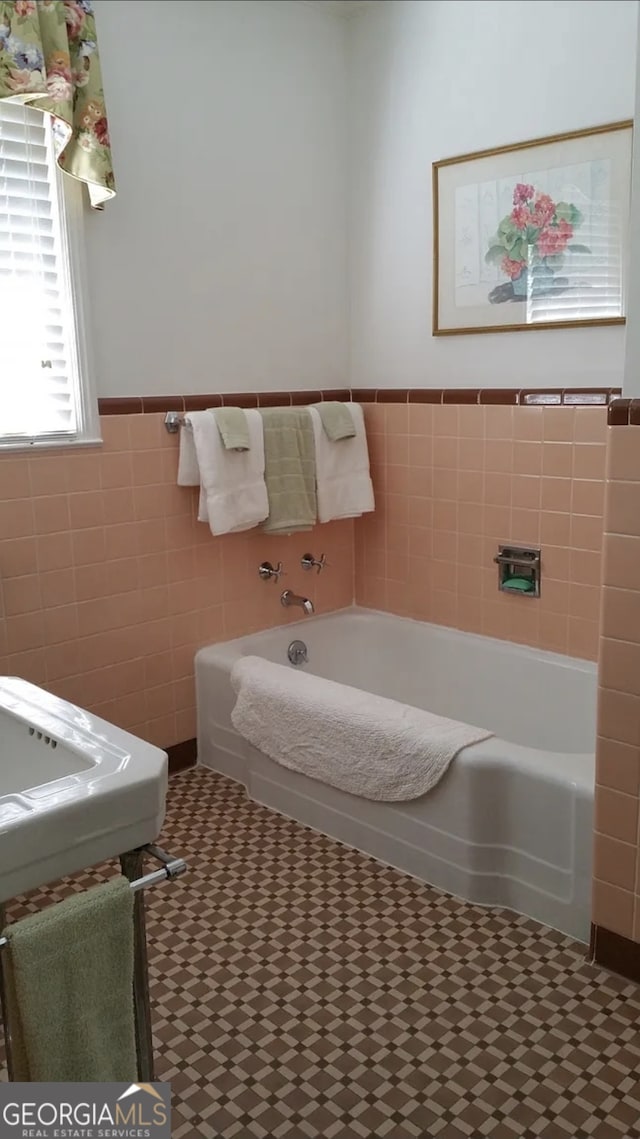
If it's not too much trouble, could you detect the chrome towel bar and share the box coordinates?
[164,410,186,433]
[0,843,186,951]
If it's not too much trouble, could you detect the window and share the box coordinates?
[0,102,98,449]
[526,197,624,326]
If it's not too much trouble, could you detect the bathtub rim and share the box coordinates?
[196,604,598,684]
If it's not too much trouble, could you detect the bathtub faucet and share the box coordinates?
[281,589,314,616]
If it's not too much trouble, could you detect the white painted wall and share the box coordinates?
[624,11,640,396]
[87,0,637,398]
[86,0,348,397]
[348,0,638,390]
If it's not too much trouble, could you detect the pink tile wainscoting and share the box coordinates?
[355,402,607,660]
[0,414,354,750]
[0,401,608,755]
[592,424,640,953]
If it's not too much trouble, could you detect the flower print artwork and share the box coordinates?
[433,123,631,333]
[485,183,590,304]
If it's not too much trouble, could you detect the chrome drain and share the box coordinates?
[287,640,308,666]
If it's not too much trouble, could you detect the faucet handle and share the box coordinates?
[258,560,285,582]
[301,552,328,575]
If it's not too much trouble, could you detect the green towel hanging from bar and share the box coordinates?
[312,401,356,441]
[212,406,251,451]
[259,408,317,533]
[2,876,137,1082]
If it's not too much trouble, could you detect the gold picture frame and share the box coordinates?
[432,120,633,336]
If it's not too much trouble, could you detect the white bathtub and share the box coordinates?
[196,608,597,942]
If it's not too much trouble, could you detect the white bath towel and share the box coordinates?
[177,420,200,487]
[309,403,375,522]
[230,656,493,801]
[178,410,269,535]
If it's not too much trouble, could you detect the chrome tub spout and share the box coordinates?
[281,590,314,616]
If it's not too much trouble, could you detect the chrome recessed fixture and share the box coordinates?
[494,545,541,597]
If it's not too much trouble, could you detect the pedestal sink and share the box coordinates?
[0,678,168,903]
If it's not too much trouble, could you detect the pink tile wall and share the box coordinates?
[0,403,607,755]
[0,414,354,749]
[355,402,607,660]
[593,425,640,943]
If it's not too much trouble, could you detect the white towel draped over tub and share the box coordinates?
[230,656,493,801]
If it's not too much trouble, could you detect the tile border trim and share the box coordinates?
[167,738,197,775]
[607,397,640,426]
[590,923,640,982]
[98,387,621,415]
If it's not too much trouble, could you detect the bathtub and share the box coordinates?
[195,608,597,942]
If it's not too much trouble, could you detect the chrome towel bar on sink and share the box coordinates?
[0,843,187,950]
[0,843,187,1083]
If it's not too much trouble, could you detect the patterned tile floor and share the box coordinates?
[3,766,640,1137]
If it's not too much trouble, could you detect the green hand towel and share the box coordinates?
[259,407,317,534]
[312,401,356,441]
[2,876,137,1082]
[212,406,251,451]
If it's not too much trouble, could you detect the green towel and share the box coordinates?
[212,406,250,451]
[3,876,137,1081]
[259,408,317,533]
[312,401,356,441]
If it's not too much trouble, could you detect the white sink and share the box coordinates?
[0,678,168,902]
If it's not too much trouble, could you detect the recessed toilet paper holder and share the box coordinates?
[494,544,541,597]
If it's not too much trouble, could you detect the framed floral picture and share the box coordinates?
[432,121,633,335]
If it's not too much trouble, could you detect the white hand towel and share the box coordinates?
[185,410,269,535]
[309,403,375,522]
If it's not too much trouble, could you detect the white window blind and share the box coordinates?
[526,204,624,325]
[0,101,97,447]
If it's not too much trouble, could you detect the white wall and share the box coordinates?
[348,0,638,390]
[624,10,640,396]
[86,0,348,397]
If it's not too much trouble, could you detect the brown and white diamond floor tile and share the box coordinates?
[3,766,640,1138]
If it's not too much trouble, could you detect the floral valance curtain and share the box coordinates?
[0,0,115,208]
